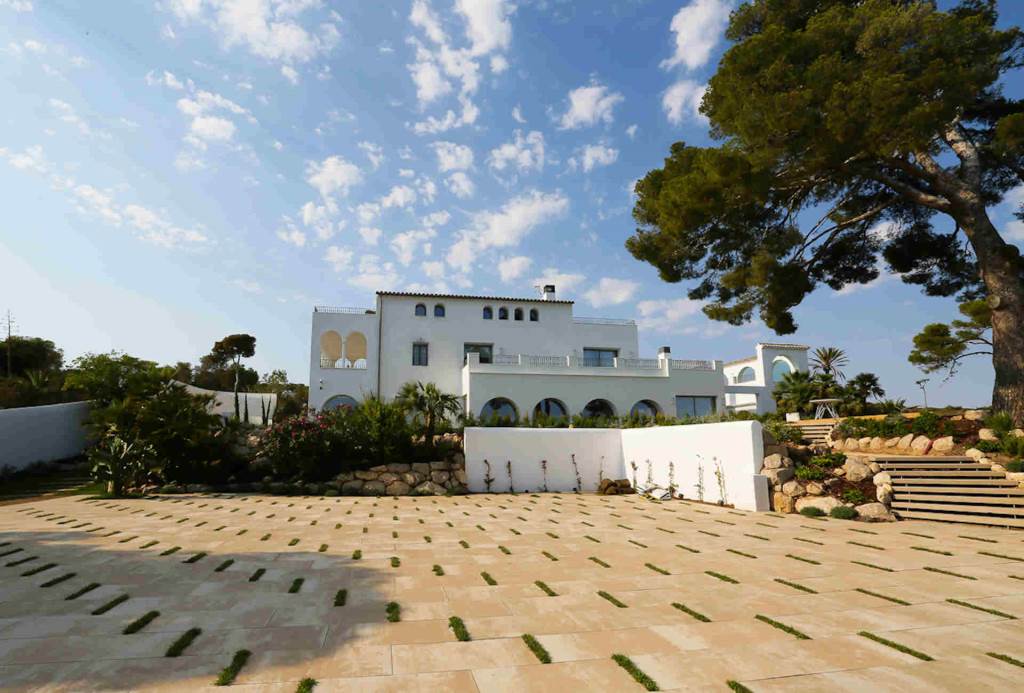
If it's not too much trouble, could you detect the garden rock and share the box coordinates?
[762,453,790,470]
[401,472,425,486]
[910,435,932,454]
[1011,429,1024,438]
[369,464,389,472]
[870,437,885,451]
[340,480,364,494]
[885,437,902,448]
[873,471,892,486]
[454,469,468,485]
[876,485,893,504]
[896,433,915,450]
[856,502,895,522]
[361,480,386,496]
[964,409,984,421]
[781,480,806,497]
[932,436,955,453]
[429,460,449,470]
[387,463,411,473]
[773,492,795,514]
[335,471,355,482]
[414,480,447,496]
[355,470,378,481]
[763,467,794,486]
[979,428,998,441]
[795,496,843,514]
[858,437,873,450]
[385,481,411,496]
[843,459,872,483]
[377,473,399,485]
[411,462,431,475]
[805,481,825,496]
[965,448,984,461]
[844,438,860,451]
[431,470,451,484]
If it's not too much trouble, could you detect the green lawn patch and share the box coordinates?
[385,601,401,622]
[432,564,444,576]
[123,610,160,634]
[390,556,400,568]
[351,549,362,560]
[858,631,932,661]
[214,649,251,686]
[611,653,659,691]
[296,677,317,693]
[448,615,471,641]
[521,634,551,663]
[755,614,810,639]
[165,627,202,657]
[671,602,710,622]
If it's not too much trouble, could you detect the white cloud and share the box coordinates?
[357,202,381,224]
[662,79,707,125]
[447,190,568,270]
[190,115,236,142]
[421,210,451,227]
[431,140,474,171]
[511,104,525,123]
[584,277,639,307]
[145,70,184,89]
[0,1,34,11]
[626,124,638,139]
[1006,220,1024,241]
[446,171,475,199]
[636,297,704,333]
[416,176,438,204]
[281,64,299,84]
[277,225,307,247]
[391,228,436,266]
[359,226,382,245]
[49,99,108,138]
[454,0,513,55]
[408,58,452,104]
[410,0,446,44]
[358,141,384,170]
[490,54,508,73]
[305,155,362,199]
[558,80,624,129]
[661,0,731,72]
[532,267,585,293]
[488,130,544,173]
[498,255,532,282]
[232,278,262,294]
[569,142,618,173]
[349,254,400,290]
[380,184,418,209]
[273,140,284,151]
[324,245,352,271]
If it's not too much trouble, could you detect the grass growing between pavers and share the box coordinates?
[946,598,1017,619]
[351,549,362,560]
[671,602,710,622]
[645,562,670,575]
[923,566,975,580]
[522,634,551,663]
[183,552,207,564]
[249,568,266,582]
[855,588,910,605]
[159,547,180,556]
[858,631,933,661]
[727,681,753,692]
[296,677,317,692]
[288,578,305,594]
[432,564,444,576]
[851,560,893,572]
[911,546,953,556]
[588,556,610,568]
[66,582,100,600]
[448,616,471,641]
[123,610,160,634]
[481,571,497,585]
[785,554,820,565]
[979,551,1024,562]
[215,559,234,572]
[774,578,816,594]
[40,572,76,588]
[755,614,810,639]
[535,580,557,596]
[334,589,347,606]
[21,562,57,576]
[987,652,1024,668]
[385,601,401,622]
[705,571,738,584]
[214,649,251,686]
[611,653,659,691]
[597,590,627,608]
[165,627,202,657]
[390,556,400,567]
[92,594,129,615]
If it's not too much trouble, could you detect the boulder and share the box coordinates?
[341,480,364,494]
[858,437,874,450]
[910,435,932,454]
[979,428,999,442]
[369,464,388,472]
[856,502,895,522]
[762,453,788,470]
[429,460,449,470]
[411,462,431,475]
[845,438,860,451]
[454,469,468,485]
[386,463,411,473]
[843,459,872,483]
[773,492,795,514]
[763,467,795,487]
[1005,472,1024,484]
[795,496,844,514]
[430,470,451,484]
[1011,429,1024,438]
[763,429,779,446]
[991,463,1006,474]
[402,472,426,486]
[964,409,984,421]
[764,444,789,459]
[385,481,411,496]
[868,462,881,474]
[377,473,399,485]
[932,436,955,453]
[450,451,465,468]
[876,485,893,505]
[965,448,985,461]
[354,470,378,481]
[335,471,355,482]
[805,482,825,496]
[873,471,892,486]
[897,433,915,450]
[884,437,902,448]
[414,480,447,496]
[870,437,885,451]
[361,480,386,496]
[833,467,846,477]
[781,480,806,497]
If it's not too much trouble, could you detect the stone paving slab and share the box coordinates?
[1,492,1023,691]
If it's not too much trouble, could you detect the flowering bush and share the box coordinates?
[259,410,344,481]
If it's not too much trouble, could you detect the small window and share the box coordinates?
[736,366,756,383]
[582,348,617,367]
[514,307,523,321]
[483,306,493,320]
[414,303,427,317]
[771,358,793,382]
[498,307,509,320]
[412,342,429,366]
[323,395,358,411]
[675,396,716,418]
[434,304,445,317]
[464,343,493,364]
[529,309,538,322]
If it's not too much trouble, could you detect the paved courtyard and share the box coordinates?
[1,492,1023,691]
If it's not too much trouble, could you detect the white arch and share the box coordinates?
[319,330,342,367]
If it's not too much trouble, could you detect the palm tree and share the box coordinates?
[773,370,818,415]
[810,346,849,382]
[395,381,462,447]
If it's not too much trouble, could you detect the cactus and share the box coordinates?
[540,459,548,492]
[570,454,582,493]
[483,459,494,492]
[506,460,514,493]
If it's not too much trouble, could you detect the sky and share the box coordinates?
[1,0,1022,408]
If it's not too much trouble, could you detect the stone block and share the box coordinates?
[341,480,364,494]
[385,481,411,496]
[932,436,955,452]
[843,459,871,483]
[910,435,932,454]
[781,480,806,497]
[897,433,915,450]
[979,428,998,441]
[795,496,843,514]
[361,480,386,496]
[773,492,795,513]
[386,463,411,473]
[856,502,895,522]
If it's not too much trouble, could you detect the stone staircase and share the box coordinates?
[789,420,836,446]
[875,455,1024,528]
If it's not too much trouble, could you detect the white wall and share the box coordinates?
[0,401,91,471]
[309,310,379,410]
[464,420,769,511]
[179,382,277,425]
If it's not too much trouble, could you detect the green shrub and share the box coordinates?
[809,452,846,468]
[975,439,1002,453]
[911,410,947,437]
[830,506,858,520]
[842,488,867,505]
[764,420,804,445]
[1002,436,1024,458]
[1005,460,1023,473]
[799,506,825,517]
[984,412,1014,437]
[795,466,829,481]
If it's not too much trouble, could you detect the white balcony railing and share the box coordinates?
[320,357,367,370]
[671,359,716,371]
[617,358,661,370]
[314,305,369,314]
[573,316,636,326]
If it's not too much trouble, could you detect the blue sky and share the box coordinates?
[1,0,1021,407]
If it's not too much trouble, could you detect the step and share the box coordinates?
[880,464,991,472]
[871,456,973,463]
[892,494,1024,506]
[892,500,1024,516]
[892,478,1019,487]
[895,509,1024,528]
[891,485,1024,495]
[885,470,1006,478]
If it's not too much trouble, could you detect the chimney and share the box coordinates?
[541,284,556,301]
[657,346,671,363]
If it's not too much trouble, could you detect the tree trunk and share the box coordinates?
[960,204,1024,424]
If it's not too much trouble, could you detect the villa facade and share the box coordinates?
[308,288,807,420]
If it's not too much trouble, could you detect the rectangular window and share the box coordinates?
[412,343,429,366]
[582,348,617,367]
[675,396,716,418]
[464,343,493,364]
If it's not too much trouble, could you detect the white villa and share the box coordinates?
[308,287,808,420]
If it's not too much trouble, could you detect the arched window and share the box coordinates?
[533,398,568,420]
[529,309,539,322]
[498,307,509,320]
[736,366,756,383]
[319,330,342,368]
[345,331,367,369]
[514,307,523,321]
[414,303,427,317]
[582,399,616,419]
[771,357,794,382]
[434,304,446,317]
[323,394,358,411]
[630,400,660,418]
[483,306,493,320]
[480,397,518,424]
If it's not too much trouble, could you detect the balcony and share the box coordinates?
[467,353,717,373]
[314,305,372,314]
[573,316,636,326]
[320,357,367,370]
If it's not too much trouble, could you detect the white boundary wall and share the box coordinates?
[464,421,769,511]
[0,401,91,471]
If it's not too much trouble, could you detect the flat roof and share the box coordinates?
[376,290,574,305]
